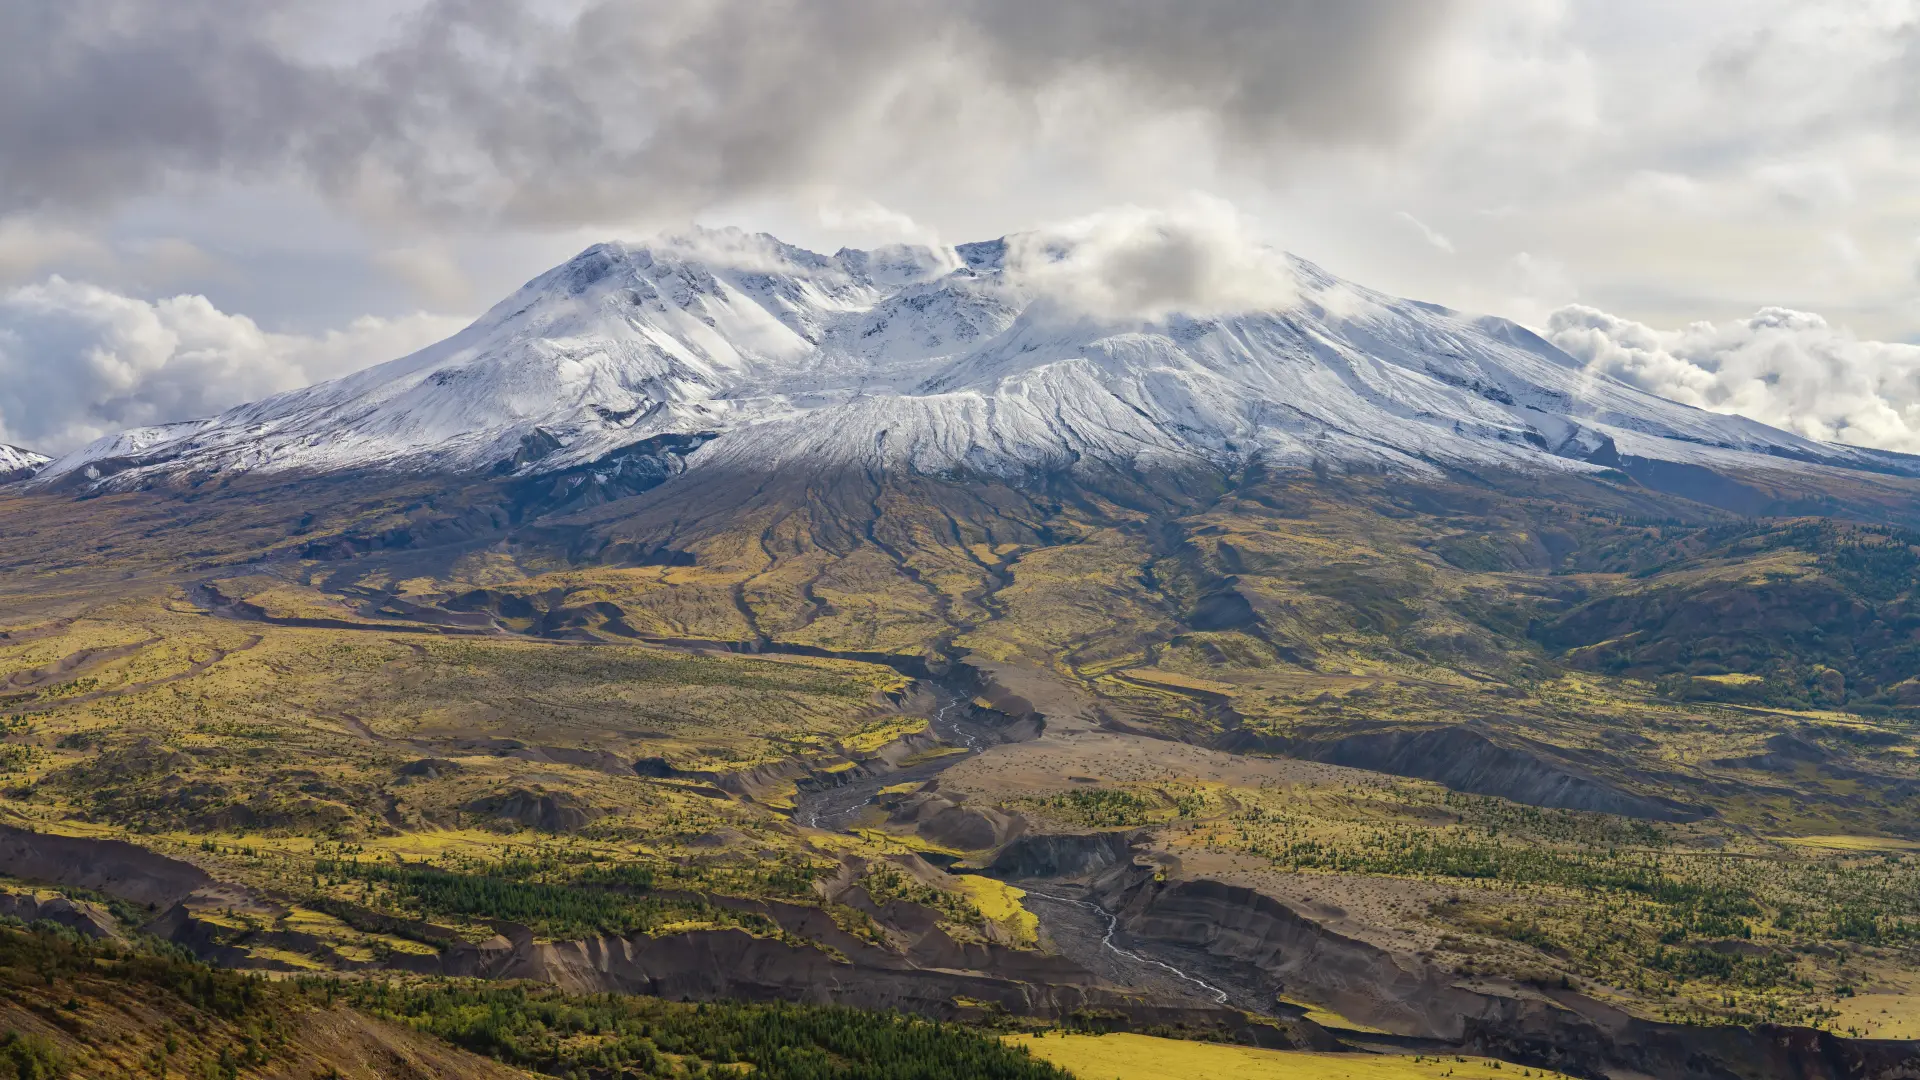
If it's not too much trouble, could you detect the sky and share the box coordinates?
[4,0,1920,456]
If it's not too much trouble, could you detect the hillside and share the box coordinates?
[5,233,1920,1078]
[0,918,1071,1079]
[0,920,528,1080]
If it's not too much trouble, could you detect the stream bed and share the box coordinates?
[794,693,994,831]
[788,696,1279,1016]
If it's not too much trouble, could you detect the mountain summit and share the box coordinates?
[33,227,1920,492]
[0,442,48,481]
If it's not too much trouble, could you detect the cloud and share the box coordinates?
[1546,303,1920,454]
[1394,211,1455,253]
[0,277,462,454]
[0,1,1470,228]
[0,217,111,285]
[815,198,943,250]
[374,245,477,310]
[1004,198,1297,321]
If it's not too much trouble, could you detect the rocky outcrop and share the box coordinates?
[1091,867,1920,1079]
[1094,871,1488,1040]
[463,788,604,833]
[0,824,211,909]
[1240,725,1706,822]
[0,889,122,939]
[990,830,1144,879]
[385,922,1316,1046]
[882,788,1026,851]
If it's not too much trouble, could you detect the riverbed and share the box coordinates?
[788,697,1279,1016]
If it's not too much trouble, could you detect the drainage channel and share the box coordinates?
[790,694,1278,1016]
[794,692,990,832]
[1020,885,1229,1004]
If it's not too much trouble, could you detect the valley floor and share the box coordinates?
[7,465,1920,1078]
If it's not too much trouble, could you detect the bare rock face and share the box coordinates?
[1087,864,1920,1079]
[1249,725,1707,821]
[463,788,604,833]
[882,789,1025,851]
[0,824,211,909]
[989,830,1143,880]
[0,889,122,939]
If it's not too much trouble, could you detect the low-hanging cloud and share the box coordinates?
[0,278,462,455]
[1005,198,1298,321]
[0,0,1468,227]
[1547,304,1920,454]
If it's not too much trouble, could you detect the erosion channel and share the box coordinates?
[789,685,1278,1020]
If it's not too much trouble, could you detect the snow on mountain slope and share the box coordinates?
[33,228,1920,492]
[0,442,49,479]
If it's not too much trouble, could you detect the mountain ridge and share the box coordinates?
[0,442,47,479]
[31,227,1920,497]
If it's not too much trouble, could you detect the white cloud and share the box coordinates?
[814,197,945,250]
[1752,162,1856,216]
[1394,211,1455,253]
[8,0,1920,403]
[1547,303,1920,453]
[1004,197,1297,321]
[0,217,112,286]
[0,278,462,454]
[373,245,476,311]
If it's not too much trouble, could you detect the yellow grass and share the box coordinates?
[898,746,969,767]
[842,717,930,754]
[850,828,965,857]
[1772,834,1920,852]
[1005,1033,1530,1080]
[1115,669,1239,697]
[651,919,731,936]
[278,906,442,958]
[245,946,331,971]
[279,906,357,935]
[1828,993,1920,1039]
[1278,996,1393,1035]
[950,875,1039,947]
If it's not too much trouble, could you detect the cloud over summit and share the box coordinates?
[1005,199,1299,321]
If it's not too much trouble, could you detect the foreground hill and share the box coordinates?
[0,918,1070,1079]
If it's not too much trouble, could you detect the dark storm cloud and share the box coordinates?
[0,2,331,210]
[0,0,1468,226]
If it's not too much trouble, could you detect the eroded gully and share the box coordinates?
[788,693,1264,1015]
[796,693,983,831]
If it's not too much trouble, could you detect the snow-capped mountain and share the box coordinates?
[0,442,49,480]
[33,229,1920,491]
